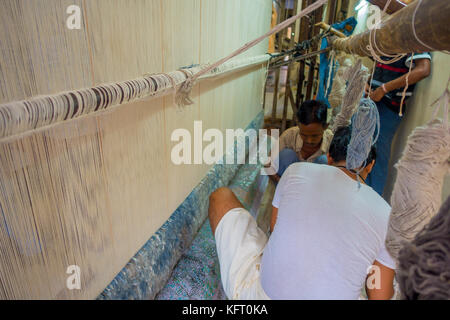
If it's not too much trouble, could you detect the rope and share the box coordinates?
[398,53,414,117]
[175,0,328,106]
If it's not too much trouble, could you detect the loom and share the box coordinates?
[1,0,449,300]
[0,0,274,299]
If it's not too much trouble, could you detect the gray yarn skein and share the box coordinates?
[346,98,380,182]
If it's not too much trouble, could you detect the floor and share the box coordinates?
[155,163,276,300]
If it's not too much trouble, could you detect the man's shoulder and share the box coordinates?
[280,126,299,138]
[284,161,329,178]
[362,185,392,218]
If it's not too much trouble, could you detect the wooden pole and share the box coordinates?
[332,0,450,56]
[281,0,299,133]
[271,0,287,126]
[288,88,299,125]
[305,4,323,101]
[326,0,337,25]
[295,0,310,113]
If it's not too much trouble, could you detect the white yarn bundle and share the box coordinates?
[386,88,450,261]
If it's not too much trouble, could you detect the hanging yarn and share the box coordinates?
[346,98,380,174]
[385,84,450,261]
[328,54,353,109]
[396,195,450,300]
[175,0,328,106]
[321,59,370,154]
[330,60,370,133]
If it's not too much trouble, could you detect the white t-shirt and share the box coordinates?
[260,162,396,300]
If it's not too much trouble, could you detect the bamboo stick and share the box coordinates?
[315,22,346,38]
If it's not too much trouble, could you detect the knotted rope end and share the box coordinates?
[175,78,195,107]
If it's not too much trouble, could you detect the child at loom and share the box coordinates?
[270,100,329,183]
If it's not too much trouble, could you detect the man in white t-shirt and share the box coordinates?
[208,126,395,300]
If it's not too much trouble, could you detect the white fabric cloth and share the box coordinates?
[261,162,396,300]
[215,208,270,300]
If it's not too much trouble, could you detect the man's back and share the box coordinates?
[260,162,395,299]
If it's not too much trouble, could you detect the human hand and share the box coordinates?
[369,87,385,102]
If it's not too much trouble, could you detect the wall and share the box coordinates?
[0,0,272,299]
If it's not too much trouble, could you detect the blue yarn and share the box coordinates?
[346,98,380,185]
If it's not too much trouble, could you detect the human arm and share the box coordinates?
[369,58,431,102]
[269,173,280,184]
[270,164,290,233]
[365,260,395,300]
[270,206,278,233]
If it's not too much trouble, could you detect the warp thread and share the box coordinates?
[396,195,450,300]
[175,0,328,107]
[385,85,450,261]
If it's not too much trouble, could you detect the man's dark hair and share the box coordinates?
[296,100,328,127]
[329,126,377,166]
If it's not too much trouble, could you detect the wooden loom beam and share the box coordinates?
[332,0,450,56]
